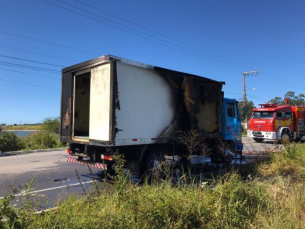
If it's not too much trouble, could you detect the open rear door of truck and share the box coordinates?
[89,63,113,142]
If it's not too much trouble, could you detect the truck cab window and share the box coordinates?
[285,112,292,119]
[227,103,235,118]
[252,111,275,119]
[276,112,282,118]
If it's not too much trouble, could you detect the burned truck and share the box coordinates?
[61,55,242,176]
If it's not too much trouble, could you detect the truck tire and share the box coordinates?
[143,150,164,179]
[253,138,264,143]
[211,143,233,166]
[223,153,233,166]
[281,130,291,144]
[171,167,185,185]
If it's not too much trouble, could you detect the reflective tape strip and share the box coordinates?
[66,156,107,170]
[101,154,113,161]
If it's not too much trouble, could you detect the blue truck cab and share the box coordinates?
[221,98,243,154]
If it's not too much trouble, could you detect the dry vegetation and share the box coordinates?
[2,125,43,131]
[1,143,305,228]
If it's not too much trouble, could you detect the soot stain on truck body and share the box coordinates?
[154,67,223,139]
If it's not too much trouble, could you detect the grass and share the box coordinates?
[1,143,305,228]
[258,142,305,180]
[2,125,43,131]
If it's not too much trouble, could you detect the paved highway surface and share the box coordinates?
[0,150,105,210]
[242,137,281,153]
[0,137,281,210]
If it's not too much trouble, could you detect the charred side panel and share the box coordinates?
[183,77,196,129]
[112,60,120,140]
[196,82,222,134]
[155,71,190,138]
[154,67,222,138]
[60,72,73,142]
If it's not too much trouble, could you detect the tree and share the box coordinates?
[285,91,295,99]
[238,99,255,121]
[42,117,60,133]
[294,93,305,106]
[267,91,305,106]
[267,97,284,105]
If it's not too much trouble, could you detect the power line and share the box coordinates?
[226,91,267,101]
[256,75,304,91]
[71,0,303,90]
[0,30,98,56]
[0,77,60,90]
[0,44,79,62]
[0,3,298,93]
[0,3,296,92]
[44,0,245,73]
[73,0,256,71]
[0,61,60,73]
[0,54,65,67]
[56,0,247,72]
[250,90,272,98]
[0,67,60,80]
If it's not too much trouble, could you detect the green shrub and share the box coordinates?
[0,132,24,152]
[42,117,59,133]
[0,131,65,152]
[0,195,21,229]
[22,132,62,150]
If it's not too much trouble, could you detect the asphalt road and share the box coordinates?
[0,150,105,210]
[0,137,281,210]
[242,136,282,153]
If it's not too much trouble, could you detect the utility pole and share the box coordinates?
[242,70,259,127]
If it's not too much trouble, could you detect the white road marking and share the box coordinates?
[0,180,94,200]
[34,207,58,214]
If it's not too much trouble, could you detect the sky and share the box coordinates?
[1,0,304,124]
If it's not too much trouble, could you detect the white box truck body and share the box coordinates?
[61,55,240,176]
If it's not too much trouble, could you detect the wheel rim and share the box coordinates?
[172,168,185,185]
[282,133,290,143]
[148,158,162,176]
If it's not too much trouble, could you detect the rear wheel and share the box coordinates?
[171,167,185,185]
[253,138,264,143]
[281,130,291,144]
[143,150,164,179]
[212,143,233,166]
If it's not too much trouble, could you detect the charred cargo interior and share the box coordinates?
[73,71,90,138]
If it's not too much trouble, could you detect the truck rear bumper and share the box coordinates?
[247,130,277,140]
[66,156,107,170]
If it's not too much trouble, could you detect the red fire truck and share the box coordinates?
[247,102,305,143]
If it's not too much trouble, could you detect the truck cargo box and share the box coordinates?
[60,55,224,146]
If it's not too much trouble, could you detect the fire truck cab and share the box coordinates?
[247,104,305,143]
